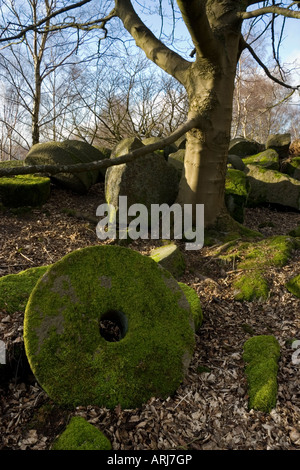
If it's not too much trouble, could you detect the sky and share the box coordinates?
[141,5,300,87]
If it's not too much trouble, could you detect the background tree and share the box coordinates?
[0,1,299,228]
[0,0,101,146]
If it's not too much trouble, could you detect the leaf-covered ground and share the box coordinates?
[0,182,300,450]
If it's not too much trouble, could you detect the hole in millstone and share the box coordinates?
[99,310,128,342]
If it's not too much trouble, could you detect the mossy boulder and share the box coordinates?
[225,169,250,223]
[243,149,280,171]
[105,137,179,222]
[266,133,291,160]
[286,274,300,298]
[0,160,26,169]
[24,245,195,409]
[227,154,246,171]
[244,164,300,210]
[168,149,185,178]
[0,175,50,208]
[243,335,280,413]
[52,416,112,450]
[283,157,300,181]
[229,138,263,158]
[110,137,143,158]
[0,266,49,314]
[178,282,203,331]
[142,137,177,160]
[175,134,186,150]
[150,243,185,279]
[25,141,105,194]
[59,140,107,182]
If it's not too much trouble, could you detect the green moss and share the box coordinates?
[243,149,279,170]
[24,245,195,409]
[0,160,25,169]
[225,169,249,198]
[178,282,203,331]
[150,244,186,279]
[234,271,269,301]
[225,169,250,223]
[0,265,49,313]
[0,175,50,208]
[243,335,280,412]
[217,235,296,301]
[289,226,300,237]
[52,416,112,450]
[196,365,211,374]
[286,274,300,298]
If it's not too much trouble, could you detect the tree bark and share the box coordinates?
[177,59,238,227]
[115,0,243,228]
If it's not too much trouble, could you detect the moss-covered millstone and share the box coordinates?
[243,335,280,413]
[25,141,105,194]
[178,282,203,331]
[150,243,186,279]
[225,169,250,223]
[0,175,50,208]
[24,245,195,409]
[286,274,300,298]
[0,266,49,314]
[52,416,112,450]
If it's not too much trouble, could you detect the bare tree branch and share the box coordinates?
[114,0,190,84]
[240,36,300,90]
[239,5,300,19]
[0,117,200,177]
[0,0,94,43]
[176,0,220,61]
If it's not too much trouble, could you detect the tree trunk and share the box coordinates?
[177,60,237,227]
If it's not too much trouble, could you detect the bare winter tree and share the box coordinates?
[0,0,299,228]
[70,55,188,147]
[0,0,101,146]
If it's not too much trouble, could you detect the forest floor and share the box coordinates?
[0,182,300,451]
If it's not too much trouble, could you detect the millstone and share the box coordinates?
[24,245,195,409]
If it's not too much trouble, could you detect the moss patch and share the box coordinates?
[178,282,203,331]
[225,169,250,223]
[24,245,195,409]
[243,149,279,170]
[234,271,269,301]
[150,243,186,279]
[51,416,112,450]
[0,175,50,208]
[243,335,280,413]
[289,226,300,238]
[286,274,300,298]
[0,266,49,313]
[216,235,296,301]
